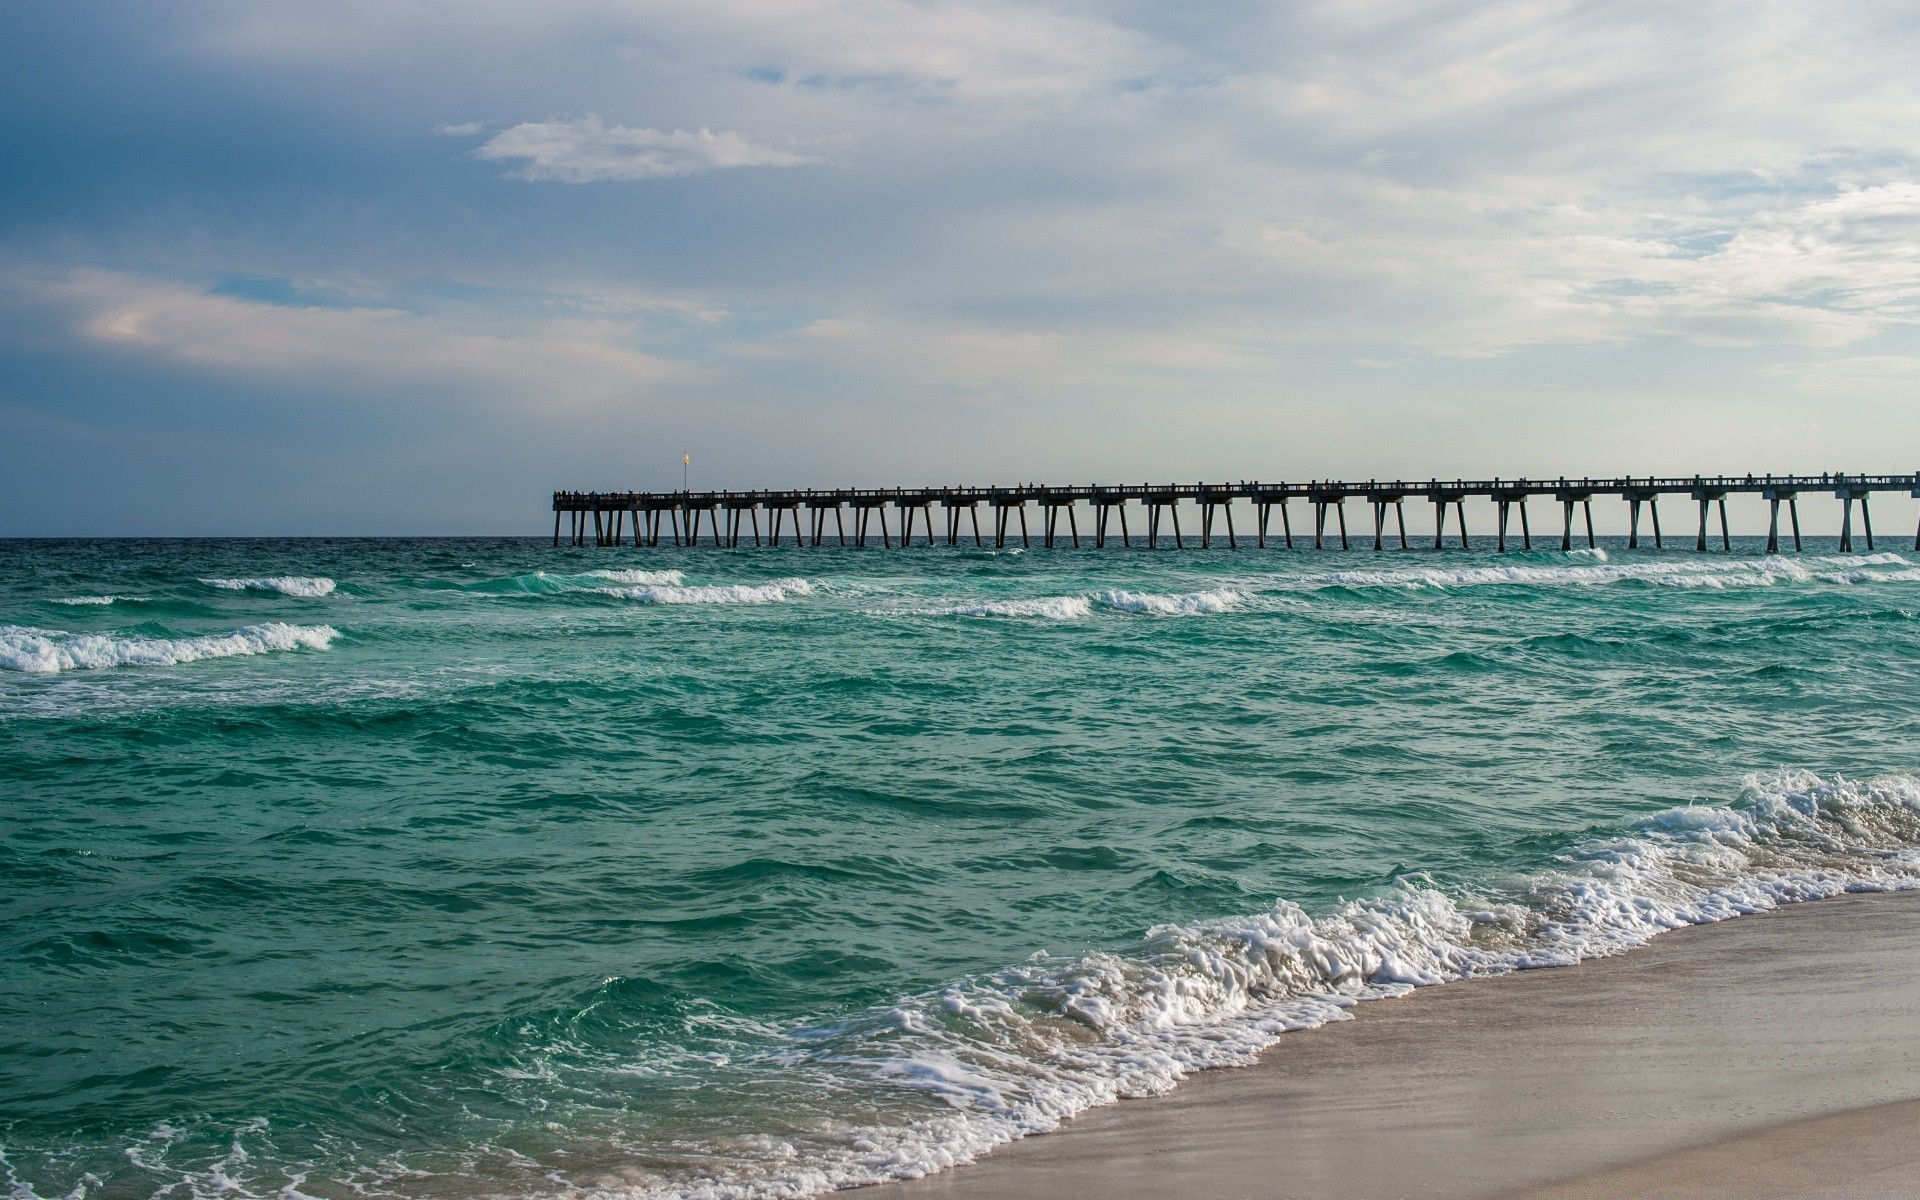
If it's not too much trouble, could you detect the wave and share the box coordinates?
[595,578,814,605]
[586,569,686,586]
[470,569,689,596]
[0,623,339,674]
[881,590,1242,620]
[903,596,1093,619]
[626,770,1920,1199]
[201,576,337,598]
[1309,553,1917,592]
[51,595,142,606]
[1093,588,1244,615]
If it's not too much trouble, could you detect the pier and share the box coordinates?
[552,473,1920,553]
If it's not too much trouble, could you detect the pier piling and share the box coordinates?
[551,473,1920,555]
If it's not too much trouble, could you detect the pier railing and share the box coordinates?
[551,473,1920,554]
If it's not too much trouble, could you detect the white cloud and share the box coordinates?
[13,270,688,410]
[744,314,1262,392]
[466,116,818,181]
[1765,355,1920,405]
[106,3,1920,383]
[196,0,1162,104]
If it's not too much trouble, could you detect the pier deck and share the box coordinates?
[552,474,1920,553]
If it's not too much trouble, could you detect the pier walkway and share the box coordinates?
[553,473,1920,553]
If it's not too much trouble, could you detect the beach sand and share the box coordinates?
[878,890,1920,1200]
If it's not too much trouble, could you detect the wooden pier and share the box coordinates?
[552,473,1920,553]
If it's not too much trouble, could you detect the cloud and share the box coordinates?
[463,115,819,182]
[10,269,689,410]
[1765,354,1920,405]
[744,314,1262,392]
[195,0,1164,105]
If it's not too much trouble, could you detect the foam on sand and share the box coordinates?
[201,576,337,597]
[621,770,1920,1200]
[0,623,339,674]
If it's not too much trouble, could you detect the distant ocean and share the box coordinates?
[7,536,1920,1200]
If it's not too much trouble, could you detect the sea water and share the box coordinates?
[6,536,1920,1200]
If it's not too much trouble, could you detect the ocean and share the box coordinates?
[6,535,1920,1200]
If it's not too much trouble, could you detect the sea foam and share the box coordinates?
[202,576,337,598]
[909,596,1093,619]
[595,578,814,605]
[1309,553,1918,592]
[621,770,1920,1200]
[1093,588,1244,614]
[586,569,687,586]
[0,623,339,674]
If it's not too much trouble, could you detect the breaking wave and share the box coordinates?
[595,578,814,605]
[586,569,687,586]
[1310,553,1918,591]
[201,576,337,598]
[1093,588,1244,614]
[881,590,1243,620]
[0,623,339,674]
[903,596,1094,619]
[613,770,1920,1199]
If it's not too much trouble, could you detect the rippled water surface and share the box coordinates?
[6,537,1920,1199]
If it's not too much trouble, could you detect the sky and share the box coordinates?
[2,0,1919,534]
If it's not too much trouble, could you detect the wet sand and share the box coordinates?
[878,890,1920,1200]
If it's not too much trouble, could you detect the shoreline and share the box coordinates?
[876,889,1920,1200]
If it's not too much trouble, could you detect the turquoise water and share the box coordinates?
[7,537,1920,1199]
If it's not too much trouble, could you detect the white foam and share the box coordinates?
[587,569,687,586]
[1822,552,1910,567]
[596,578,814,605]
[908,596,1093,619]
[52,596,136,606]
[1304,555,1907,591]
[615,771,1920,1200]
[1093,588,1244,615]
[201,576,337,598]
[0,623,338,674]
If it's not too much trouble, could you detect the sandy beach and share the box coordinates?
[879,890,1920,1200]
